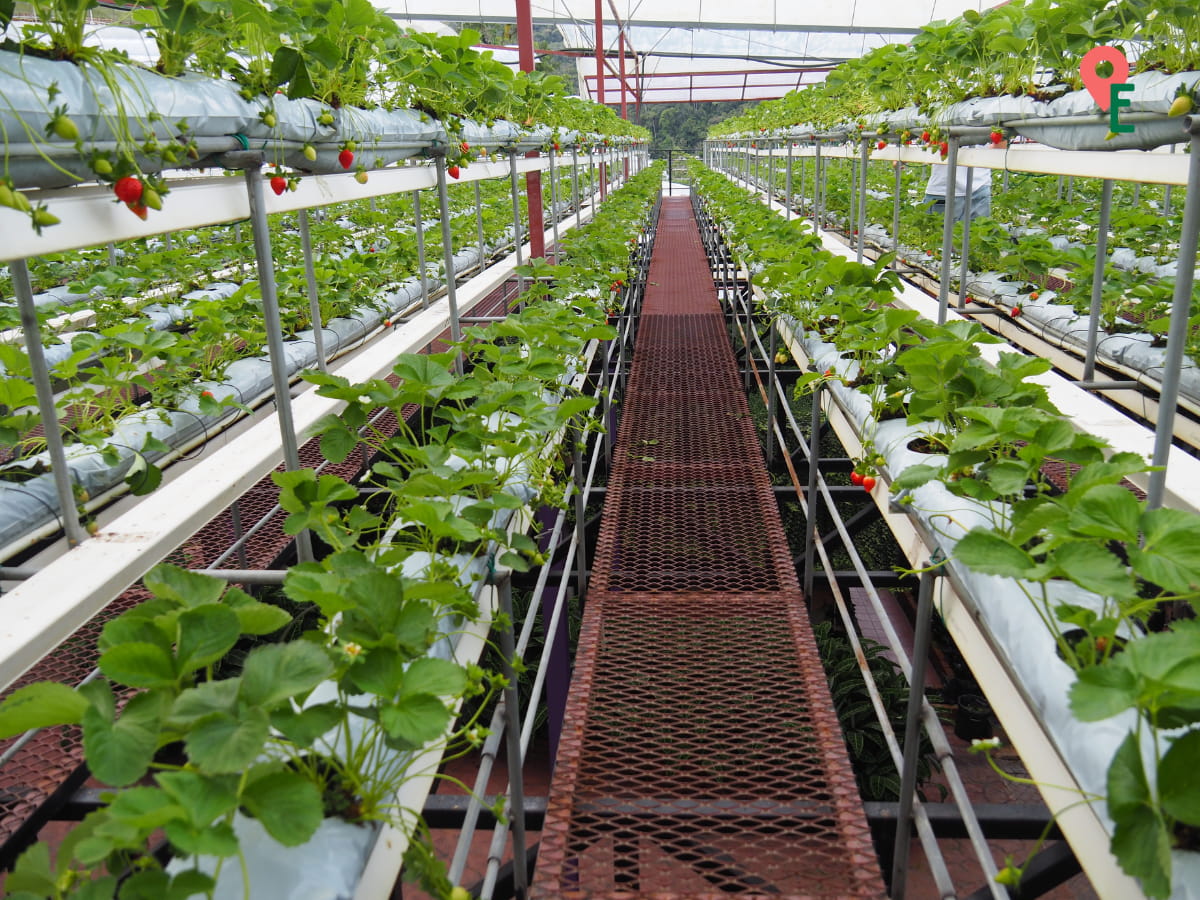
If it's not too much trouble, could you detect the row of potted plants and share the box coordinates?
[710,0,1199,140]
[690,159,1200,899]
[734,146,1200,411]
[0,3,647,233]
[0,161,666,900]
[0,157,604,545]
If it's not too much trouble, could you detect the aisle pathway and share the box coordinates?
[533,197,884,897]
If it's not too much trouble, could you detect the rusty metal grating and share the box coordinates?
[535,198,884,897]
[538,595,883,898]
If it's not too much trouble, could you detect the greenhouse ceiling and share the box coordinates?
[376,1,993,104]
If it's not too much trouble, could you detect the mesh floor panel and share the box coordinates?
[535,198,883,898]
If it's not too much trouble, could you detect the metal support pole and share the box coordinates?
[814,143,823,232]
[495,571,529,899]
[549,148,561,256]
[434,156,464,375]
[572,422,588,598]
[743,278,753,392]
[668,149,672,195]
[956,167,975,308]
[936,138,960,325]
[229,499,250,569]
[892,155,903,271]
[413,190,430,309]
[572,147,582,229]
[802,383,822,597]
[106,242,117,266]
[1165,143,1177,217]
[766,324,778,463]
[849,151,859,242]
[890,567,938,900]
[297,209,328,372]
[509,151,526,301]
[857,138,869,263]
[1065,175,1074,204]
[1148,130,1200,508]
[1083,179,1115,382]
[784,143,793,220]
[12,259,89,547]
[474,181,488,276]
[242,162,312,563]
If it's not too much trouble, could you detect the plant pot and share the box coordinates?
[953,692,994,742]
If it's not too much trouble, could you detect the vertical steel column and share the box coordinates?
[1083,179,1115,382]
[802,383,822,597]
[106,242,117,266]
[1133,181,1141,206]
[936,138,961,325]
[814,142,824,232]
[229,500,250,569]
[243,163,312,563]
[956,167,975,308]
[434,156,464,375]
[849,150,859,243]
[890,568,938,900]
[1065,175,1075,204]
[572,147,582,229]
[11,259,88,547]
[595,0,606,201]
[857,138,869,263]
[784,142,793,220]
[473,181,487,276]
[798,147,806,218]
[549,148,561,256]
[412,190,430,309]
[509,150,526,302]
[1148,128,1200,508]
[892,154,903,271]
[1165,143,1177,216]
[297,209,328,372]
[743,276,753,391]
[766,324,778,463]
[668,149,672,196]
[572,422,588,598]
[495,571,529,898]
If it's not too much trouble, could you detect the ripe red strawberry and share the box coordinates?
[938,141,949,157]
[861,476,877,492]
[128,203,149,220]
[850,471,865,485]
[338,148,354,169]
[1010,305,1022,318]
[1029,290,1040,300]
[383,319,392,328]
[448,165,461,179]
[876,140,886,150]
[114,176,142,204]
[269,175,287,195]
[921,130,931,143]
[823,368,833,377]
[460,141,470,153]
[201,390,213,398]
[990,129,1004,145]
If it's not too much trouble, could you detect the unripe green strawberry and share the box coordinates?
[262,110,278,128]
[1168,94,1193,117]
[51,114,79,141]
[92,156,113,176]
[142,187,163,210]
[303,144,317,162]
[32,207,60,228]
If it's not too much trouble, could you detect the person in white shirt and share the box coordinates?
[922,151,993,222]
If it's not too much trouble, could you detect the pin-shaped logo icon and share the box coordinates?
[1080,46,1134,133]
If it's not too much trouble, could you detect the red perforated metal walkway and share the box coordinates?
[534,198,884,898]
